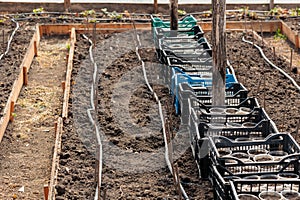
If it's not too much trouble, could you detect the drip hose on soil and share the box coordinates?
[242,36,300,93]
[81,34,103,200]
[0,19,19,60]
[131,25,190,200]
[241,36,300,133]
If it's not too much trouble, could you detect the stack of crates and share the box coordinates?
[151,15,300,200]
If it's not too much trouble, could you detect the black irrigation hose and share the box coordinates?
[131,24,190,200]
[242,36,300,93]
[0,19,19,61]
[80,34,102,200]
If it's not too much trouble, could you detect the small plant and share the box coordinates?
[80,9,97,23]
[249,11,257,20]
[11,112,17,118]
[290,8,300,16]
[80,9,95,18]
[108,11,123,20]
[101,8,109,15]
[33,7,44,15]
[0,18,6,24]
[89,19,97,23]
[66,43,70,51]
[274,28,287,40]
[240,6,249,16]
[178,9,186,16]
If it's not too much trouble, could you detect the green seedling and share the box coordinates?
[274,28,287,40]
[33,7,44,15]
[66,43,71,51]
[0,18,6,24]
[108,11,123,20]
[178,9,186,16]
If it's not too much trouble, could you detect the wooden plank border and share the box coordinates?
[198,20,281,33]
[62,27,76,119]
[281,20,300,49]
[48,117,63,200]
[0,24,40,142]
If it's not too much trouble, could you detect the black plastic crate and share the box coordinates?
[159,42,212,64]
[160,48,212,64]
[180,82,248,110]
[179,83,250,125]
[166,56,213,70]
[230,178,300,200]
[209,133,300,177]
[197,107,272,125]
[210,164,300,200]
[152,25,204,46]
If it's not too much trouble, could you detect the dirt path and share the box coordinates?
[0,36,67,199]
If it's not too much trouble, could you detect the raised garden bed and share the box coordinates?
[0,16,299,200]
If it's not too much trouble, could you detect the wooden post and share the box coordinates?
[23,66,28,86]
[212,0,226,106]
[54,121,58,136]
[2,29,4,45]
[9,101,15,122]
[64,0,71,12]
[34,41,38,57]
[61,81,66,93]
[260,22,264,47]
[44,184,49,200]
[269,0,274,10]
[263,64,266,110]
[290,48,293,72]
[251,22,254,47]
[93,23,96,49]
[96,144,101,200]
[173,163,181,200]
[170,0,178,36]
[66,53,69,67]
[154,0,158,14]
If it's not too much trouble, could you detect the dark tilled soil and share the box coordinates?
[96,29,213,199]
[56,35,97,200]
[0,19,15,53]
[54,29,300,199]
[226,31,300,136]
[284,18,300,32]
[0,21,34,117]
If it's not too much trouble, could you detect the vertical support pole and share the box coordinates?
[93,22,96,49]
[61,81,66,93]
[64,0,71,12]
[2,29,4,46]
[23,66,28,86]
[212,0,226,106]
[44,184,49,200]
[154,0,158,14]
[296,117,300,136]
[170,0,178,36]
[269,0,274,10]
[290,48,293,72]
[174,164,181,200]
[251,22,254,47]
[10,101,15,122]
[263,64,266,110]
[34,41,38,57]
[260,22,264,47]
[95,144,101,200]
[66,53,69,67]
[54,121,58,136]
